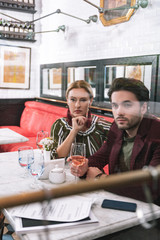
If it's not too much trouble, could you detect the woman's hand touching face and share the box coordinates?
[72,116,87,132]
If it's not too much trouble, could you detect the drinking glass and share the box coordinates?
[18,146,34,178]
[29,150,45,189]
[70,143,86,182]
[36,131,49,151]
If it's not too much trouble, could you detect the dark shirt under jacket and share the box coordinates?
[88,115,160,204]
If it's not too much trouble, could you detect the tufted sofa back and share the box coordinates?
[20,101,67,135]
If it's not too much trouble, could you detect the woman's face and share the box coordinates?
[67,88,93,118]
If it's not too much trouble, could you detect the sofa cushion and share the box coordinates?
[20,101,67,135]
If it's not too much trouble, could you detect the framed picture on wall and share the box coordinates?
[125,65,145,82]
[49,68,62,89]
[0,45,31,89]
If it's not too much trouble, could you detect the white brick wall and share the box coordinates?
[0,0,41,99]
[0,0,160,98]
[39,0,160,64]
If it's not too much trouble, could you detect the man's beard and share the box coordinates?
[115,116,141,131]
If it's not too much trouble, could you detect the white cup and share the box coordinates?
[49,165,66,184]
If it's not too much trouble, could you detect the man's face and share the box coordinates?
[111,90,147,132]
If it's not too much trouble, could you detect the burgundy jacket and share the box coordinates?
[88,116,160,204]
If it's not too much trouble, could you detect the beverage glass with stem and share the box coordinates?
[18,146,34,178]
[70,143,86,182]
[29,150,45,189]
[36,130,49,151]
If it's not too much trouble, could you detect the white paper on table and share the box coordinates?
[8,196,94,222]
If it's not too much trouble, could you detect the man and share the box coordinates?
[72,77,160,204]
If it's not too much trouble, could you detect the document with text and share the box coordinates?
[8,196,93,222]
[4,196,99,234]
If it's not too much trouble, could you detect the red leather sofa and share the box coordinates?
[0,101,68,152]
[0,100,113,153]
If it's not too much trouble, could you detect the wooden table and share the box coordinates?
[0,151,160,240]
[0,128,28,145]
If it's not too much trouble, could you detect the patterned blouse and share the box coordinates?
[50,115,111,159]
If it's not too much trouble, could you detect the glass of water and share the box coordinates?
[18,146,34,178]
[29,150,45,189]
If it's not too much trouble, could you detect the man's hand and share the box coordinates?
[86,167,105,180]
[67,157,88,177]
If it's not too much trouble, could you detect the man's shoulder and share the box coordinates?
[148,116,160,133]
[142,115,160,127]
[141,115,160,138]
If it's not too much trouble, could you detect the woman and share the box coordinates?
[50,80,111,159]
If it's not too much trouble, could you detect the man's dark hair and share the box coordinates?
[108,78,149,103]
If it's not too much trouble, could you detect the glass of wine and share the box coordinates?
[36,131,49,151]
[70,143,86,182]
[29,150,45,189]
[18,146,34,178]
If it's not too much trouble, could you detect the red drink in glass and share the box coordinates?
[71,155,86,167]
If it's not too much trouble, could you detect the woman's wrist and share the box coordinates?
[70,128,79,136]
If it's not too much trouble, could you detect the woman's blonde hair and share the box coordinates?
[66,80,93,99]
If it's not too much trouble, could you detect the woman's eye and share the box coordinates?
[80,99,87,102]
[71,98,76,102]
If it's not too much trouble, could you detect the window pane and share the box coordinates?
[104,64,152,99]
[67,66,96,97]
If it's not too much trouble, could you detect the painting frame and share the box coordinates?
[48,67,62,90]
[125,65,145,82]
[0,45,31,89]
[100,0,136,26]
